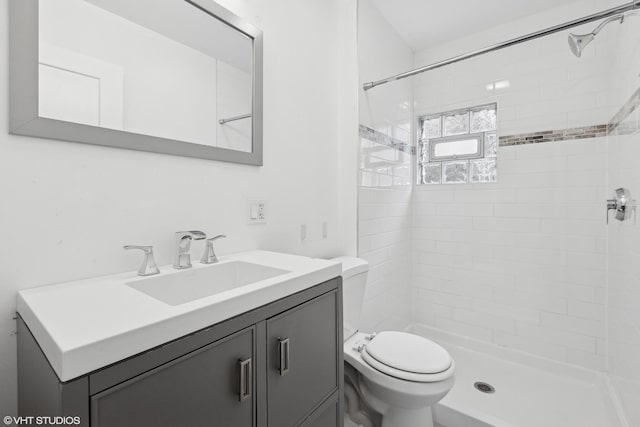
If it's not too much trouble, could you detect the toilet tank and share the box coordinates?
[331,257,369,341]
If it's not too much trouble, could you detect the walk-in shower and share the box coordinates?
[358,0,640,424]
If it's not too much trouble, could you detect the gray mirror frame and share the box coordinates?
[9,0,263,166]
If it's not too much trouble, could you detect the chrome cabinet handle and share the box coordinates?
[278,338,290,376]
[238,358,252,402]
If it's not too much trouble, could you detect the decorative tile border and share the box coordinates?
[500,85,640,146]
[359,125,416,155]
[608,86,640,136]
[499,125,608,146]
[363,85,640,154]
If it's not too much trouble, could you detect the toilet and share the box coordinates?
[333,257,455,427]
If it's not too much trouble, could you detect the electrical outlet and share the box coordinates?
[248,200,267,224]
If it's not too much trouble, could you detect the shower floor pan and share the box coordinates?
[407,325,625,427]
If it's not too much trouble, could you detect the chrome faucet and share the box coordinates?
[173,231,207,269]
[124,245,160,276]
[201,235,227,264]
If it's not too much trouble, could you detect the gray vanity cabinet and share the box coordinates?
[18,278,343,427]
[91,327,255,427]
[307,400,340,427]
[267,292,338,427]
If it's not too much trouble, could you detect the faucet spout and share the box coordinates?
[173,230,207,269]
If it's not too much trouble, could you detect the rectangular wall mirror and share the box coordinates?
[10,0,263,165]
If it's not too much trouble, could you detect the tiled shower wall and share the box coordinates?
[412,140,608,369]
[410,1,615,371]
[412,1,618,138]
[606,5,640,425]
[357,0,412,331]
[358,188,412,331]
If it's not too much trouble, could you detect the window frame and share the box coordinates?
[417,102,498,185]
[429,132,485,162]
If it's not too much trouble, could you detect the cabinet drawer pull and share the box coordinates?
[278,337,290,376]
[238,358,252,402]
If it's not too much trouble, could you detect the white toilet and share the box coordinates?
[333,257,455,427]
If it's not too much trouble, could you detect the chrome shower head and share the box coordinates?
[568,13,625,57]
[567,32,595,57]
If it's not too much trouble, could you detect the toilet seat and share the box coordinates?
[360,331,453,383]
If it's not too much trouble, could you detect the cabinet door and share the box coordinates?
[91,327,255,427]
[307,400,339,427]
[267,291,338,427]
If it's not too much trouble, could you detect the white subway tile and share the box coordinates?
[473,217,540,233]
[566,251,607,271]
[494,204,566,219]
[413,189,454,203]
[566,153,606,171]
[415,216,474,230]
[516,322,597,353]
[494,331,567,362]
[414,301,455,321]
[567,300,605,321]
[473,300,540,323]
[493,288,567,313]
[540,312,605,338]
[435,318,493,342]
[454,308,516,333]
[453,189,517,204]
[359,219,381,236]
[416,289,474,309]
[436,204,494,217]
[565,267,607,287]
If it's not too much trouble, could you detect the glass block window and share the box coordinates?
[418,103,497,185]
[443,111,469,136]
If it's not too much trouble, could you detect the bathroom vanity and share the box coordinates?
[17,251,343,427]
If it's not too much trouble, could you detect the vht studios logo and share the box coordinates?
[3,416,81,425]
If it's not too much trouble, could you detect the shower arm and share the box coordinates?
[363,0,640,91]
[591,14,625,35]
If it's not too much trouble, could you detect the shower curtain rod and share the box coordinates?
[363,0,640,91]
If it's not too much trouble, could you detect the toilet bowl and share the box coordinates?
[333,257,455,427]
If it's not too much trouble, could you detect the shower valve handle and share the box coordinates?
[606,188,636,224]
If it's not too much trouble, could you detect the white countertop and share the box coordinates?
[17,250,341,382]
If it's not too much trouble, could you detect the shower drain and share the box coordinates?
[473,381,495,394]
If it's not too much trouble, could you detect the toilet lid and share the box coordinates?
[363,331,452,374]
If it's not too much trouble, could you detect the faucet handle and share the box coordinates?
[201,235,227,264]
[185,230,207,240]
[124,245,160,276]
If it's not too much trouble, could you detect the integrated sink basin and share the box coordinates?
[17,250,341,381]
[127,261,290,305]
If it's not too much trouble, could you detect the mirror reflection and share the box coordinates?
[38,0,254,152]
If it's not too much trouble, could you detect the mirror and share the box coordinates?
[9,0,263,165]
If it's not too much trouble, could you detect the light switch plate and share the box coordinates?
[247,200,267,224]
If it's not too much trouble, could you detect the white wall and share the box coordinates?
[357,0,413,331]
[605,5,640,425]
[0,0,359,415]
[410,0,613,371]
